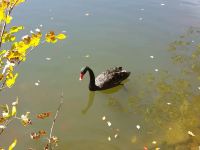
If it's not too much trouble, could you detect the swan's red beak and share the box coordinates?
[79,73,84,80]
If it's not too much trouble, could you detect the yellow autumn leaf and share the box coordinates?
[0,11,5,22]
[8,139,17,150]
[11,106,17,116]
[10,26,24,34]
[5,15,12,24]
[0,50,7,56]
[45,31,57,43]
[56,33,67,40]
[6,73,18,88]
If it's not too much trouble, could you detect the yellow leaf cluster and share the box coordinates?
[45,31,67,43]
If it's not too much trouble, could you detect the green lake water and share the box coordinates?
[1,0,200,149]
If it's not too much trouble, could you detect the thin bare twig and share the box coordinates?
[48,91,64,149]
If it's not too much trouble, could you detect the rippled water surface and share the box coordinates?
[1,0,200,149]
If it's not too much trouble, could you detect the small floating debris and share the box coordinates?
[39,24,43,28]
[62,30,67,33]
[152,141,157,144]
[45,57,51,61]
[150,55,155,59]
[167,102,171,105]
[50,17,54,20]
[107,121,112,127]
[114,134,119,139]
[188,131,195,137]
[160,3,165,6]
[198,86,200,90]
[102,116,106,121]
[191,40,194,43]
[85,13,90,16]
[35,82,39,86]
[139,17,143,21]
[108,136,111,141]
[37,80,40,83]
[140,8,144,11]
[154,69,159,72]
[85,54,90,58]
[136,125,140,130]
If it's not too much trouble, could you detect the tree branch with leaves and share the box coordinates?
[0,0,66,149]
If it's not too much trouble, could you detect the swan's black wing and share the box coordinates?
[95,67,130,89]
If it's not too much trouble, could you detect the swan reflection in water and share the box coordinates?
[82,81,129,114]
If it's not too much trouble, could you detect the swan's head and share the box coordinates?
[79,66,88,80]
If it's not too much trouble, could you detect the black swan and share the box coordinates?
[79,66,130,91]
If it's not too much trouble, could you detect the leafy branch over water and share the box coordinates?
[0,0,66,149]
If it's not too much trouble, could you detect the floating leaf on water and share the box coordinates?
[154,69,159,72]
[188,131,195,137]
[152,141,157,144]
[114,134,119,139]
[85,54,90,58]
[136,125,140,130]
[150,55,155,59]
[45,57,51,61]
[107,121,112,127]
[102,116,106,121]
[107,136,111,141]
[34,82,39,86]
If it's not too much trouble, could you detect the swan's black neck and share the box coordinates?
[86,67,98,91]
